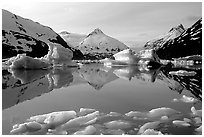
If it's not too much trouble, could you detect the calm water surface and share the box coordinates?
[2,64,202,135]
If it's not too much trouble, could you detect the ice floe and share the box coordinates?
[172,95,198,103]
[141,129,164,135]
[172,120,191,127]
[9,107,202,135]
[61,111,99,130]
[104,120,131,129]
[73,125,97,135]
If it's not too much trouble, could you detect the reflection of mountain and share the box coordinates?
[78,64,119,90]
[159,67,202,101]
[2,64,202,110]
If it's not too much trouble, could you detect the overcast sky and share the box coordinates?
[2,1,202,46]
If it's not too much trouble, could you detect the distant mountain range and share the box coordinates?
[2,9,83,59]
[144,24,185,50]
[2,9,202,61]
[59,28,128,59]
[144,18,202,60]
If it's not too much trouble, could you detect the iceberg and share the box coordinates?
[43,43,74,66]
[10,54,50,69]
[8,43,76,70]
[113,49,139,64]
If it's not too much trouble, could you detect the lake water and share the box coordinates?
[2,64,202,135]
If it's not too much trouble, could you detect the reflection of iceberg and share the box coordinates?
[2,70,50,110]
[9,69,50,84]
[47,67,74,90]
[112,66,139,81]
[78,64,118,90]
[2,67,75,110]
[159,67,202,101]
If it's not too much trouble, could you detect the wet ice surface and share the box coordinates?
[2,64,202,135]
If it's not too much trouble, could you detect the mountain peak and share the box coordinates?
[87,28,104,37]
[59,31,70,35]
[169,24,185,33]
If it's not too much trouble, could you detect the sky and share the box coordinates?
[2,1,202,47]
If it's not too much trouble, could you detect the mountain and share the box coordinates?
[2,9,83,59]
[59,31,87,48]
[78,28,129,59]
[156,18,202,59]
[144,24,185,50]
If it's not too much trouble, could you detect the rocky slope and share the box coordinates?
[144,24,185,50]
[144,18,202,60]
[78,28,129,59]
[156,18,202,59]
[2,9,83,59]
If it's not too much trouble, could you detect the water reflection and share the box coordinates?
[2,64,202,110]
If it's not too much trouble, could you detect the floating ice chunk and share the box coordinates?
[29,114,48,124]
[141,129,164,135]
[169,70,196,76]
[25,121,42,132]
[138,121,161,134]
[43,111,76,128]
[172,120,191,127]
[10,123,27,134]
[191,107,202,117]
[104,120,131,129]
[73,125,96,135]
[125,111,146,118]
[61,111,99,129]
[147,107,179,119]
[105,129,125,135]
[108,112,122,117]
[10,54,50,69]
[173,95,197,103]
[78,108,96,116]
[161,116,169,121]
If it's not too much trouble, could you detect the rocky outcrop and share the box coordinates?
[2,9,83,60]
[156,18,202,59]
[144,24,185,50]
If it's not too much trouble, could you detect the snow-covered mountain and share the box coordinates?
[59,31,87,48]
[156,18,202,59]
[144,24,185,50]
[2,9,83,59]
[78,28,129,59]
